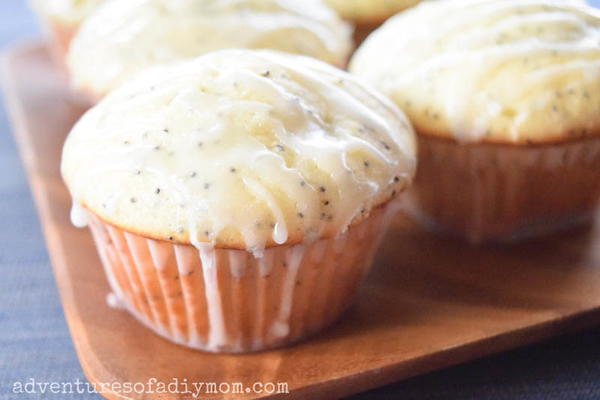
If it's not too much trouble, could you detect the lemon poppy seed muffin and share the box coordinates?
[29,0,104,69]
[62,49,416,352]
[351,0,600,243]
[67,0,353,100]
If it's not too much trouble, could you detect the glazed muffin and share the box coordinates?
[324,0,421,43]
[61,49,417,352]
[29,0,104,69]
[67,0,353,101]
[351,0,600,243]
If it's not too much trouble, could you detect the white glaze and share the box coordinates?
[62,49,417,253]
[67,0,353,96]
[69,202,89,228]
[197,244,228,349]
[268,245,305,339]
[106,292,124,310]
[350,0,600,143]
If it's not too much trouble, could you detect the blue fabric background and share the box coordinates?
[1,1,599,399]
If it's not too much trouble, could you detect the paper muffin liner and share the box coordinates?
[409,135,600,244]
[86,205,392,353]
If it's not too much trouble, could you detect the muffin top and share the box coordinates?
[350,0,600,144]
[324,0,420,23]
[62,49,416,254]
[67,0,353,98]
[30,0,104,24]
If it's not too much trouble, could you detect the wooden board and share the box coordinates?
[4,42,600,400]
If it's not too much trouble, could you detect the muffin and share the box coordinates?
[324,0,421,43]
[29,0,104,69]
[351,0,600,243]
[61,49,417,352]
[67,0,353,101]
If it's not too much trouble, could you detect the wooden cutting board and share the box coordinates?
[4,42,600,400]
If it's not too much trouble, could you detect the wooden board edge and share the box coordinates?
[1,42,130,400]
[3,41,600,400]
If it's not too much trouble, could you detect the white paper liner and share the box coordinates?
[87,205,392,353]
[410,136,600,243]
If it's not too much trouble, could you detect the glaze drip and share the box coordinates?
[350,0,600,143]
[62,49,416,253]
[67,0,353,96]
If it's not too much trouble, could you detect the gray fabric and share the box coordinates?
[1,1,599,399]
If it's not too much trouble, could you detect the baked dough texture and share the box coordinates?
[67,0,353,97]
[350,0,600,143]
[62,49,417,253]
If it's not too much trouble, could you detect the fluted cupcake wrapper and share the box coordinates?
[410,135,600,244]
[87,205,391,353]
